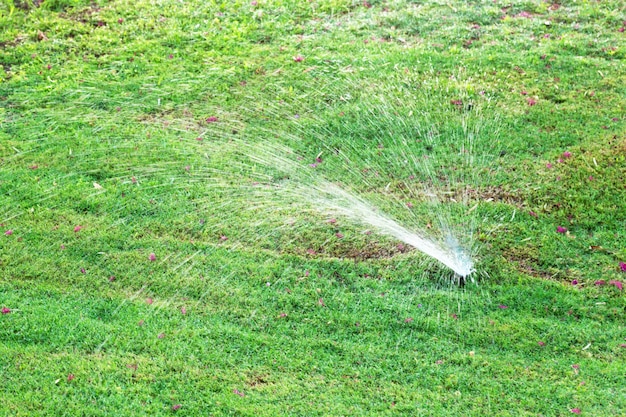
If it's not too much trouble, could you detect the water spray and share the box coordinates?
[242,146,475,281]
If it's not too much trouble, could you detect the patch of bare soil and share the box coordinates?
[504,247,555,279]
[60,4,103,24]
[295,240,411,261]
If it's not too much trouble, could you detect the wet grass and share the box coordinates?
[1,0,625,415]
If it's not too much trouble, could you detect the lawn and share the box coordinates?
[0,0,625,415]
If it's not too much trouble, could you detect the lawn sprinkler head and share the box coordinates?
[445,234,474,281]
[455,268,475,287]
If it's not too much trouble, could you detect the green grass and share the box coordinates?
[1,0,625,415]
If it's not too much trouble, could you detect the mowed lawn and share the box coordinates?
[1,0,625,416]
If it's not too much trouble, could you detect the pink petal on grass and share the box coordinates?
[1,307,11,314]
[206,116,218,123]
[527,97,537,106]
[571,280,578,285]
[335,232,344,238]
[4,230,12,236]
[149,253,156,261]
[172,404,182,411]
[181,307,187,315]
[74,225,82,232]
[570,408,581,415]
[67,373,75,382]
[609,280,623,291]
[538,341,545,347]
[594,280,606,286]
[293,55,304,62]
[619,262,626,272]
[562,151,572,159]
[557,226,568,233]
